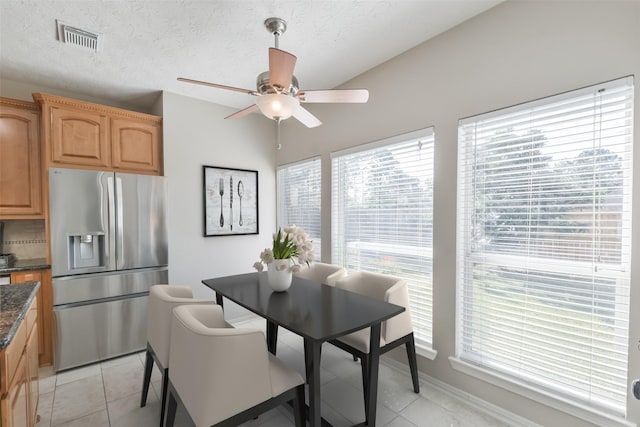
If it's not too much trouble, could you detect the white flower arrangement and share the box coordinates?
[253,225,314,273]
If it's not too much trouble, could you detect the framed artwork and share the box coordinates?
[203,165,259,236]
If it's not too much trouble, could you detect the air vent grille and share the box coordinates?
[56,20,103,52]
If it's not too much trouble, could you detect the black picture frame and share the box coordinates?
[203,165,259,236]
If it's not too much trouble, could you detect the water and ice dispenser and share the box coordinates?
[68,233,105,269]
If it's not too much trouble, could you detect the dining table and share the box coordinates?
[202,272,405,427]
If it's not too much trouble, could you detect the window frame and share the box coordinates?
[453,76,634,425]
[331,128,436,358]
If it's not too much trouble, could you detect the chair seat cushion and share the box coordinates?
[337,327,386,354]
[267,354,304,397]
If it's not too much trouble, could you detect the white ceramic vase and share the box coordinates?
[267,259,293,292]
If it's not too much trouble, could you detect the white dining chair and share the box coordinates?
[330,271,420,420]
[293,261,347,286]
[140,284,217,427]
[165,304,306,427]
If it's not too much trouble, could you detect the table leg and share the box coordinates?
[305,339,322,427]
[365,323,382,426]
[266,321,278,355]
[215,293,223,307]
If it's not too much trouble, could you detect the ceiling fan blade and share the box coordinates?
[178,77,256,95]
[225,104,259,120]
[293,106,322,128]
[298,89,369,103]
[269,48,297,92]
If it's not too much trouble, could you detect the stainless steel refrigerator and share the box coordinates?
[49,167,168,371]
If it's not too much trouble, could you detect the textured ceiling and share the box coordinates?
[0,1,501,112]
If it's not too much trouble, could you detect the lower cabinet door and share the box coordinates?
[1,354,29,427]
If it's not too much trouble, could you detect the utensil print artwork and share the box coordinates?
[238,180,244,226]
[219,177,224,227]
[230,176,233,231]
[203,165,258,236]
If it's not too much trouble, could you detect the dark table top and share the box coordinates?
[202,272,404,343]
[0,281,40,350]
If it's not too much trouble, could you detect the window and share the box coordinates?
[277,157,321,259]
[456,77,633,415]
[332,129,434,351]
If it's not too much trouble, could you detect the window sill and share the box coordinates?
[449,357,635,427]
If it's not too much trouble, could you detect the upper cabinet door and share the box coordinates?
[111,118,161,173]
[34,93,162,175]
[50,106,109,168]
[0,101,42,218]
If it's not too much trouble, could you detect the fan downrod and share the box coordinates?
[264,17,287,48]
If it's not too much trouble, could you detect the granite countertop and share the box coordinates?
[0,281,40,350]
[0,258,50,274]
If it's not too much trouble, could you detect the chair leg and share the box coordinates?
[140,348,154,407]
[360,354,370,417]
[292,384,306,427]
[406,336,420,393]
[164,387,178,427]
[159,368,169,427]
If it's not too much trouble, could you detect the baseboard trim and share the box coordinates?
[381,356,542,427]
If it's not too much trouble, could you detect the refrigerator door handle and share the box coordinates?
[106,175,116,266]
[116,176,125,269]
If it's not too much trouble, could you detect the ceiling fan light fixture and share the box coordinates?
[256,93,300,120]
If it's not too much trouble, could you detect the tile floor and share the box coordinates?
[36,316,514,427]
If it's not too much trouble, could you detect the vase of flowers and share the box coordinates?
[253,226,314,291]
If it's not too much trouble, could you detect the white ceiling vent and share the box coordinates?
[56,20,103,52]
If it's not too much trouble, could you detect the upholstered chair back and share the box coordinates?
[294,262,347,286]
[169,304,303,426]
[147,285,213,368]
[335,271,413,344]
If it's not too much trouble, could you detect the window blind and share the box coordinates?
[332,129,434,349]
[457,77,634,414]
[277,157,321,259]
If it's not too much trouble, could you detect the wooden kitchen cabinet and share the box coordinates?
[0,298,39,427]
[111,118,161,173]
[34,93,162,175]
[1,353,29,427]
[0,98,43,219]
[49,104,110,168]
[11,269,54,367]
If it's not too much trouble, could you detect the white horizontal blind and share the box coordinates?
[332,129,434,349]
[277,157,321,259]
[457,77,634,415]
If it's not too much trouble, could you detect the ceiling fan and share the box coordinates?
[178,17,369,128]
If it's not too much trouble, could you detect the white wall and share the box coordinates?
[161,91,277,318]
[278,1,640,426]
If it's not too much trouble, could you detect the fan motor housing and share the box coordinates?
[256,71,299,96]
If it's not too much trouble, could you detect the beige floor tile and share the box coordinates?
[50,374,106,426]
[38,366,57,394]
[384,415,419,427]
[36,391,54,427]
[100,352,143,370]
[399,396,461,427]
[107,390,161,427]
[54,409,110,427]
[102,359,146,402]
[56,363,102,386]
